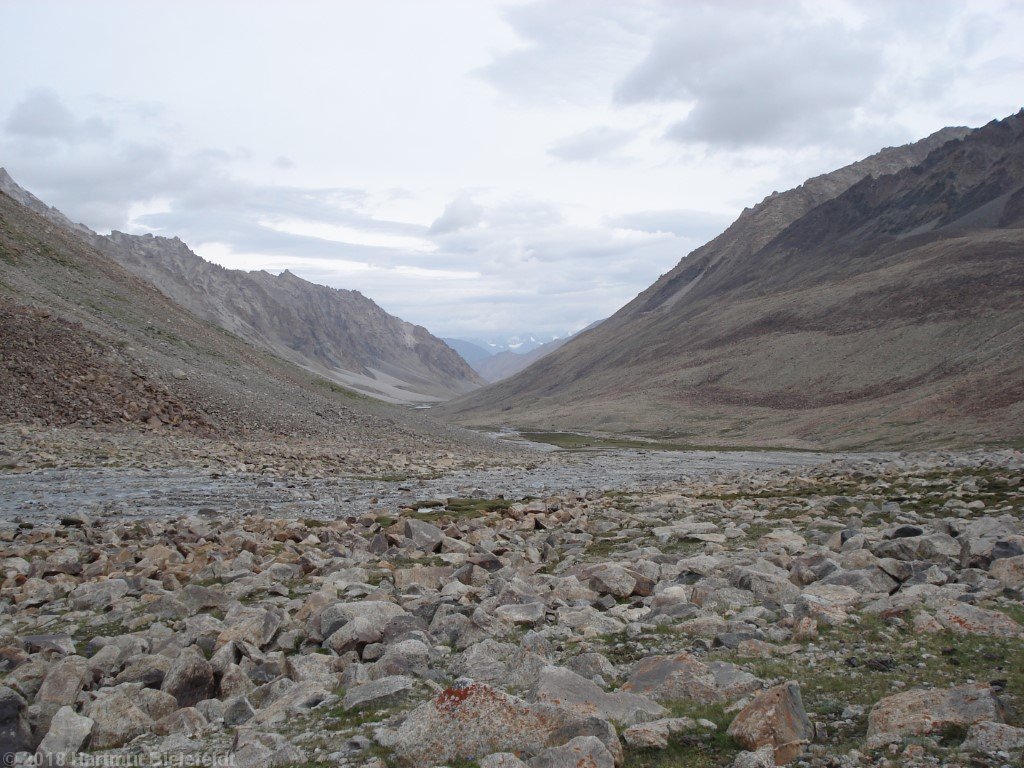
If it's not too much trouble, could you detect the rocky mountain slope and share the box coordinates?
[442,337,494,367]
[0,170,483,404]
[0,185,503,471]
[445,116,1024,449]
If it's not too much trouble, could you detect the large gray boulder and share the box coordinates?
[36,706,93,765]
[531,666,665,726]
[623,653,761,704]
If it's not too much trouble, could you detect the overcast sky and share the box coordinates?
[1,0,1022,342]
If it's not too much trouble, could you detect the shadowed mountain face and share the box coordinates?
[444,114,1024,449]
[0,169,483,405]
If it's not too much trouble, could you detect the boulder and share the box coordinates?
[215,605,283,650]
[731,746,777,768]
[161,648,215,708]
[0,686,31,758]
[87,689,154,749]
[320,601,407,639]
[623,653,761,704]
[935,603,1022,638]
[480,754,529,768]
[391,682,579,766]
[341,676,414,711]
[324,616,383,654]
[588,566,636,598]
[70,579,129,611]
[866,683,1004,747]
[527,735,615,768]
[961,721,1024,753]
[622,717,699,749]
[154,707,208,737]
[230,728,305,768]
[37,655,90,708]
[726,682,812,765]
[36,706,93,764]
[531,666,665,726]
[989,555,1024,588]
[404,519,444,552]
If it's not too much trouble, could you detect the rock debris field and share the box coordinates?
[1,444,1023,768]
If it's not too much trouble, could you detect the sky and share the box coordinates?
[1,0,1022,342]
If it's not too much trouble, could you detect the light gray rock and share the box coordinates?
[404,519,444,552]
[935,603,1023,638]
[87,689,154,750]
[527,736,615,768]
[342,676,414,711]
[961,721,1024,753]
[531,666,665,726]
[320,601,407,639]
[732,745,777,768]
[623,653,762,704]
[480,753,529,768]
[70,579,129,611]
[36,706,93,764]
[230,728,306,768]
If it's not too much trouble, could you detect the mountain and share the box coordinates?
[444,115,1024,449]
[462,334,562,355]
[0,170,483,405]
[0,182,490,462]
[473,321,604,382]
[442,337,494,366]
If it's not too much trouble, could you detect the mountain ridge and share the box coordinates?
[442,116,1024,449]
[0,169,483,404]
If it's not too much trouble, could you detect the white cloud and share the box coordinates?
[548,126,634,162]
[0,1,1022,341]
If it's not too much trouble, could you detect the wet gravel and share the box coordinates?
[0,445,869,524]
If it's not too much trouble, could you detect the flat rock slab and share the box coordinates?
[342,675,414,711]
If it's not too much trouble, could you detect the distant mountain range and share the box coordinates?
[444,113,1024,449]
[0,169,482,404]
[445,325,601,382]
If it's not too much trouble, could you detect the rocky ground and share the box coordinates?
[1,444,1023,768]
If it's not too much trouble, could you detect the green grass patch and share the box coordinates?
[714,613,1024,752]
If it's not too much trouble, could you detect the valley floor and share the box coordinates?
[1,433,1022,768]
